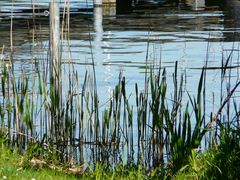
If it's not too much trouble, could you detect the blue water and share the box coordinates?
[0,0,239,104]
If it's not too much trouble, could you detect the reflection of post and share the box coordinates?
[94,6,103,64]
[186,0,205,10]
[103,31,113,95]
[94,7,113,94]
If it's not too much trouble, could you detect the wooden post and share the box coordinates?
[49,0,60,83]
[49,0,61,142]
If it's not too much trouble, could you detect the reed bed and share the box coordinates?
[0,0,240,176]
[1,48,240,172]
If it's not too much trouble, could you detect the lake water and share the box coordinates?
[0,0,239,125]
[1,1,239,104]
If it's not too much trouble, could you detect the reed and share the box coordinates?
[1,49,240,173]
[1,0,240,177]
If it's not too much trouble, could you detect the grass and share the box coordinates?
[1,134,240,180]
[0,166,76,180]
[176,124,240,180]
[0,142,150,180]
[0,145,77,180]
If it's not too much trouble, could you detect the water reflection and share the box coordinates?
[116,0,132,14]
[223,0,240,29]
[94,6,103,65]
[186,0,205,10]
[103,4,116,16]
[0,0,239,101]
[94,6,115,96]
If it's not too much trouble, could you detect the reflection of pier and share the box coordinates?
[219,0,240,41]
[0,0,239,50]
[0,2,236,46]
[224,0,240,28]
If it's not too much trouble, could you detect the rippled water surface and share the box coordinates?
[0,0,240,106]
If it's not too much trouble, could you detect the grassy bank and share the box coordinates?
[0,145,76,180]
[0,143,148,179]
[1,127,240,180]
